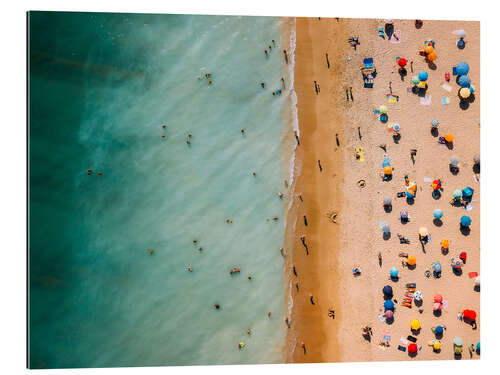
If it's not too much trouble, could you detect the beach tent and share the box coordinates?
[433,262,442,272]
[452,189,462,199]
[408,343,418,354]
[418,71,428,81]
[433,209,443,219]
[434,294,443,303]
[384,300,395,310]
[390,267,399,277]
[456,62,470,76]
[458,75,471,87]
[407,256,416,266]
[410,319,421,330]
[460,215,472,227]
[383,285,393,296]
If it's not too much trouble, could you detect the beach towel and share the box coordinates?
[420,95,432,106]
[468,272,479,278]
[400,338,409,346]
[397,345,406,352]
[390,30,401,44]
[383,332,391,341]
[378,314,386,323]
[423,177,432,183]
[441,96,450,105]
[441,82,452,92]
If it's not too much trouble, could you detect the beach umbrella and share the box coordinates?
[417,81,427,89]
[383,285,393,296]
[424,45,434,54]
[382,223,390,233]
[383,196,392,206]
[380,105,388,114]
[463,309,477,320]
[458,75,471,87]
[451,258,464,268]
[456,62,470,76]
[444,133,454,143]
[435,325,444,335]
[407,256,416,266]
[459,252,467,263]
[441,239,449,249]
[433,262,442,272]
[413,290,423,301]
[410,319,421,331]
[432,179,441,190]
[433,341,442,350]
[454,337,463,346]
[431,119,439,128]
[411,76,420,85]
[385,310,394,319]
[398,58,407,67]
[460,215,472,227]
[433,302,442,311]
[459,87,471,99]
[418,71,429,81]
[383,166,393,175]
[450,156,459,166]
[473,154,480,164]
[392,123,400,132]
[408,343,418,354]
[434,294,443,303]
[384,300,395,310]
[400,210,409,220]
[452,189,462,199]
[462,187,474,198]
[433,209,443,219]
[390,267,399,277]
[427,51,437,62]
[419,227,428,237]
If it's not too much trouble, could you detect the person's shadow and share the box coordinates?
[363,333,371,342]
[432,190,441,200]
[453,267,463,276]
[406,197,415,205]
[433,218,443,227]
[473,163,480,174]
[384,205,393,213]
[383,232,391,240]
[399,67,407,81]
[460,226,471,236]
[433,309,442,317]
[427,61,437,70]
[431,127,439,137]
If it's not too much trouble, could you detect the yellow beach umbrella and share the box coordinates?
[419,227,428,237]
[380,105,388,114]
[411,319,421,331]
[433,341,442,350]
[459,87,471,99]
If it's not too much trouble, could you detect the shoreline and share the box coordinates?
[284,17,348,363]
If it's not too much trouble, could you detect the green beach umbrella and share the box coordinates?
[431,119,439,128]
[453,189,462,199]
[411,76,420,85]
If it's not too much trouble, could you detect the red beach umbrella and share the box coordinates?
[398,58,407,67]
[459,252,467,263]
[434,294,443,303]
[463,309,477,320]
[408,343,418,354]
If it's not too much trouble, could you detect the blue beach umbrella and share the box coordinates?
[433,262,442,272]
[460,215,472,227]
[435,325,444,334]
[418,71,429,81]
[384,300,395,310]
[390,267,399,277]
[456,62,470,76]
[462,187,474,198]
[383,285,393,296]
[458,75,471,87]
[433,209,444,219]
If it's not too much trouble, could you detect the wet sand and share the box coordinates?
[286,17,480,363]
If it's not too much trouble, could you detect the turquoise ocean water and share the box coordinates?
[29,12,296,368]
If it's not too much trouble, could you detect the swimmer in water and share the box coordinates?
[278,192,283,198]
[241,128,245,134]
[97,172,103,176]
[268,312,272,317]
[261,82,265,88]
[252,172,256,176]
[87,169,93,175]
[187,266,193,272]
[248,275,252,280]
[214,303,220,309]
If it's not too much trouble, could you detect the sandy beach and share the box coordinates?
[286,17,480,363]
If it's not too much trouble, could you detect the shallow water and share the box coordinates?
[29,11,294,368]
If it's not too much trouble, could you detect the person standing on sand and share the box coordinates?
[303,215,308,226]
[281,77,285,89]
[336,133,340,147]
[294,130,300,146]
[283,50,288,64]
[326,52,330,69]
[301,342,307,354]
[318,159,323,172]
[300,235,309,255]
[293,265,297,276]
[310,294,315,305]
[349,87,354,101]
[296,282,299,292]
[285,317,291,328]
[314,81,319,95]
